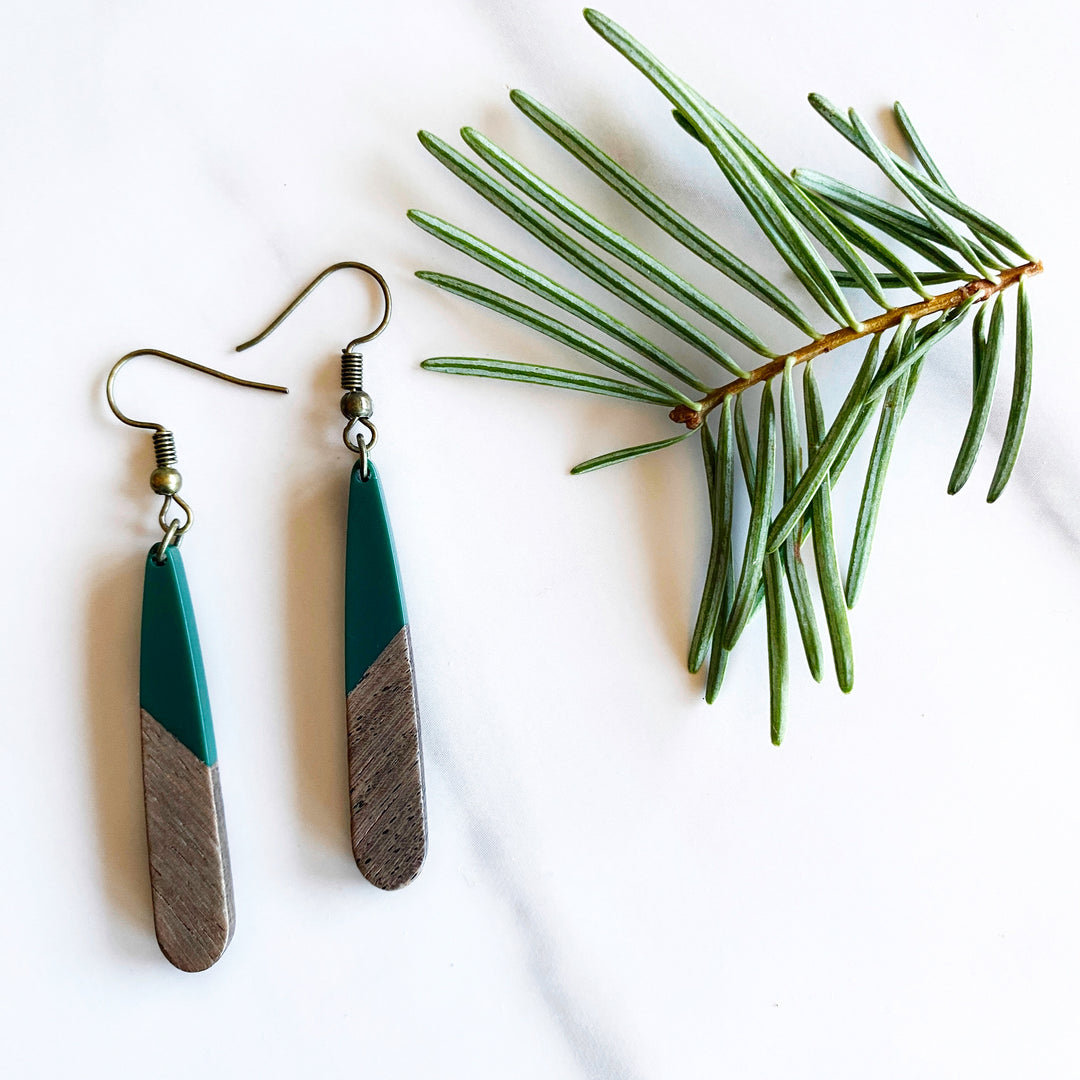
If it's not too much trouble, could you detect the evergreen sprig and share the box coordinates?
[410,8,1041,741]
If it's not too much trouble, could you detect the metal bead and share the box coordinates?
[341,391,373,419]
[150,465,183,495]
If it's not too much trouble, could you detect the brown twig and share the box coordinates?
[671,260,1043,428]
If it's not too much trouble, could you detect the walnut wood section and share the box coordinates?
[670,260,1044,427]
[140,709,235,972]
[346,625,427,890]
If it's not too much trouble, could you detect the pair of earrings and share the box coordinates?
[106,264,427,972]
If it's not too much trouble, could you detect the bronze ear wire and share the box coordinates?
[107,347,288,561]
[237,262,390,478]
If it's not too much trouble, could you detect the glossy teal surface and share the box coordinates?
[140,546,217,766]
[345,461,408,692]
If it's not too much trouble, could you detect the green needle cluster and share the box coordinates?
[411,8,1040,741]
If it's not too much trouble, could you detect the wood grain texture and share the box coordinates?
[346,625,427,889]
[140,709,235,972]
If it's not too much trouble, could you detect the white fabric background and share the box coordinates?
[2,1,1077,1076]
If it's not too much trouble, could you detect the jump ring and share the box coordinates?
[154,519,181,565]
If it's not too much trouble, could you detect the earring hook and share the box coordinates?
[106,348,289,431]
[106,348,288,561]
[234,262,392,355]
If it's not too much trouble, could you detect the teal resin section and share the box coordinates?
[345,460,408,692]
[140,546,217,766]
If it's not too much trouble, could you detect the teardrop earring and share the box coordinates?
[237,264,428,890]
[106,349,287,970]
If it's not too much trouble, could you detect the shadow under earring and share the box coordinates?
[106,350,287,970]
[238,263,428,890]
